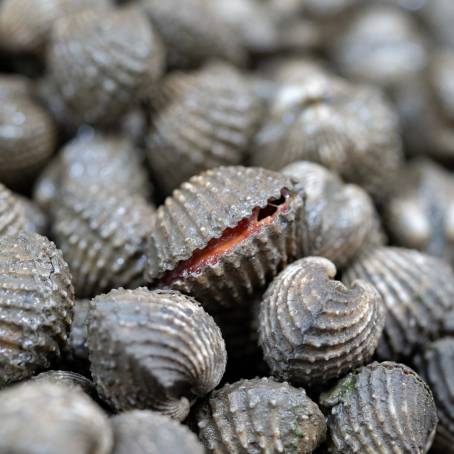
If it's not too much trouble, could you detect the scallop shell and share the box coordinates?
[112,410,205,454]
[87,288,226,420]
[32,370,97,398]
[259,257,385,387]
[53,187,155,298]
[0,381,112,454]
[145,166,305,309]
[146,63,263,194]
[343,247,454,361]
[320,361,438,454]
[48,7,164,126]
[0,232,74,386]
[196,377,326,454]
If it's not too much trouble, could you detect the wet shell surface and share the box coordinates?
[0,232,74,386]
[320,361,438,454]
[259,257,385,386]
[196,377,327,454]
[32,370,97,398]
[343,246,454,361]
[112,410,204,454]
[145,166,305,309]
[146,63,263,194]
[87,288,227,420]
[0,381,112,454]
[48,7,164,126]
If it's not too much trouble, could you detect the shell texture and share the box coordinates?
[16,195,48,235]
[0,232,74,386]
[32,154,61,213]
[196,377,327,454]
[0,381,112,454]
[48,7,165,126]
[146,63,263,194]
[112,410,205,454]
[145,166,305,309]
[343,247,454,361]
[320,361,438,454]
[32,370,96,397]
[67,298,90,364]
[87,288,227,420]
[259,257,385,386]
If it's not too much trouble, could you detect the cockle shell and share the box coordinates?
[32,370,97,398]
[16,195,48,235]
[66,298,90,367]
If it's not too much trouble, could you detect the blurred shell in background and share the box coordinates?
[31,370,97,398]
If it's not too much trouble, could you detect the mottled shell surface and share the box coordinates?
[0,382,112,454]
[0,232,74,386]
[32,370,96,397]
[53,187,155,298]
[196,377,327,454]
[48,7,164,126]
[145,166,305,309]
[146,63,263,194]
[320,361,438,454]
[259,257,385,386]
[87,288,226,420]
[112,410,204,454]
[343,247,454,361]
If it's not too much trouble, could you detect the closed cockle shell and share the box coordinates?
[0,381,112,454]
[53,187,155,298]
[0,232,74,386]
[343,247,454,361]
[48,7,164,126]
[112,410,204,454]
[259,257,385,387]
[146,63,263,194]
[32,370,97,398]
[145,166,305,309]
[196,377,327,454]
[320,361,438,453]
[87,288,226,420]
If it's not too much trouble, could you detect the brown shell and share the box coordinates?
[196,377,327,454]
[0,381,112,454]
[53,187,155,298]
[259,257,385,387]
[146,63,263,194]
[112,410,205,454]
[343,247,454,361]
[320,361,437,453]
[145,166,305,309]
[87,288,226,420]
[31,370,96,398]
[0,232,74,386]
[48,7,164,126]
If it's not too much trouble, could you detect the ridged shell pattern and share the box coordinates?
[259,257,385,386]
[343,247,454,360]
[32,370,96,398]
[87,288,227,420]
[196,377,327,454]
[0,232,74,386]
[320,362,438,454]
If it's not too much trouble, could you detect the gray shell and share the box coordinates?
[145,166,305,309]
[112,410,204,454]
[146,63,263,194]
[67,298,90,364]
[0,381,112,454]
[16,195,48,235]
[259,257,385,386]
[320,361,438,454]
[422,0,454,49]
[196,377,327,454]
[343,247,454,361]
[0,232,74,386]
[48,7,164,126]
[87,288,226,420]
[32,370,96,398]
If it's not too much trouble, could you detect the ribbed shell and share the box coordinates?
[146,63,263,194]
[87,288,227,420]
[53,187,155,298]
[0,183,35,237]
[112,410,205,454]
[48,7,164,126]
[32,370,96,398]
[281,161,377,267]
[343,247,454,361]
[320,361,438,454]
[196,377,327,454]
[0,382,112,454]
[0,232,74,386]
[145,166,305,309]
[67,298,90,365]
[259,257,385,386]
